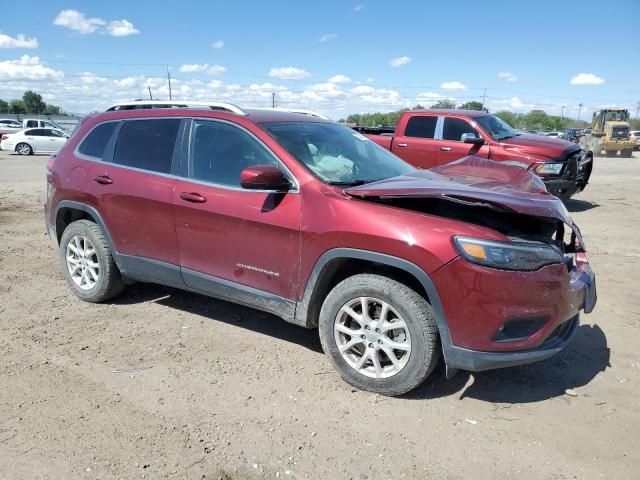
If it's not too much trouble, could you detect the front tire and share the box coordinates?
[16,143,32,155]
[59,220,125,302]
[319,274,440,396]
[621,149,633,158]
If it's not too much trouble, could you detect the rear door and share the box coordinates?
[26,128,47,152]
[173,118,302,299]
[393,114,439,168]
[435,116,490,165]
[84,118,183,277]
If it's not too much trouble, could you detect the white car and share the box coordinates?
[543,131,563,138]
[631,130,640,150]
[0,119,22,135]
[0,127,70,155]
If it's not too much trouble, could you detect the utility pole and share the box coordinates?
[578,103,583,122]
[272,92,277,108]
[561,105,565,121]
[636,101,640,118]
[481,88,487,111]
[148,86,153,100]
[167,67,173,100]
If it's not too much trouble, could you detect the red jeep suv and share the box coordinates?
[45,101,597,395]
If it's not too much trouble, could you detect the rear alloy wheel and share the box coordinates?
[319,274,440,396]
[16,143,32,155]
[59,220,125,302]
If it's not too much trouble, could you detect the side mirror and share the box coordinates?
[240,165,292,191]
[461,132,485,145]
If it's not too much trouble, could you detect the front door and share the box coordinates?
[435,117,490,165]
[173,119,301,299]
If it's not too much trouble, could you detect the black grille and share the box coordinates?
[611,126,629,139]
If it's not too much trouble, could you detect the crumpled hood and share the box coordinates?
[498,134,578,160]
[345,156,574,226]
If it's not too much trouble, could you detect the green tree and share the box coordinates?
[431,99,456,109]
[44,104,62,115]
[458,101,485,111]
[22,90,46,113]
[0,99,9,113]
[9,99,26,114]
[494,110,520,128]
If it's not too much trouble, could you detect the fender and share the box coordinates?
[54,200,116,252]
[294,248,456,365]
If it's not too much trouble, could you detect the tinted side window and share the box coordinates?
[404,116,437,139]
[443,118,478,141]
[190,120,278,187]
[29,129,46,136]
[113,119,181,173]
[26,120,38,128]
[78,122,118,159]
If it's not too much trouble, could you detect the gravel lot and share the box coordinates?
[1,149,639,479]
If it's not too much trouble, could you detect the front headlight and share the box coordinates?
[534,162,563,175]
[454,237,563,271]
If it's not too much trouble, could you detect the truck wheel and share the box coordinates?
[318,274,440,396]
[605,150,617,157]
[59,219,125,302]
[620,149,633,158]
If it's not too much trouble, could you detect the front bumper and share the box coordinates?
[538,153,593,198]
[432,255,597,372]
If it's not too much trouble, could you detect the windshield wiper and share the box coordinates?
[328,179,379,186]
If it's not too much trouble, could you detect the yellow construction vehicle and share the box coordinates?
[580,108,635,157]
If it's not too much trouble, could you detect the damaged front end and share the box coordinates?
[345,156,597,372]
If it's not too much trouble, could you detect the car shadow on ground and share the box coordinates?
[112,283,609,404]
[564,198,600,212]
[408,324,610,403]
[111,282,324,354]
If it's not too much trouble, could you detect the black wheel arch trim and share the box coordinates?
[294,248,454,352]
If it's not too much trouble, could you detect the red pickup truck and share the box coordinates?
[362,109,593,200]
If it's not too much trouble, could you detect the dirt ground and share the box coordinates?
[1,150,639,480]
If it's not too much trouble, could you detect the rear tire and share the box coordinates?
[605,150,617,157]
[59,220,125,302]
[620,149,633,158]
[318,274,440,396]
[16,143,32,155]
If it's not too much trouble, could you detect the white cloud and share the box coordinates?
[0,33,38,49]
[328,74,351,84]
[389,56,411,67]
[498,71,517,82]
[212,40,224,49]
[416,91,447,102]
[318,33,339,42]
[350,85,375,95]
[53,9,105,34]
[178,63,226,75]
[354,4,365,11]
[106,20,140,37]
[53,9,139,36]
[0,55,64,81]
[268,66,311,80]
[570,73,604,86]
[440,81,467,91]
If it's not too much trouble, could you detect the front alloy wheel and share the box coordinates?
[319,274,440,396]
[334,297,411,378]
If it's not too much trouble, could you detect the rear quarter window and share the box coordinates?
[78,122,118,160]
[404,116,437,139]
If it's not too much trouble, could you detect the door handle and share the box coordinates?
[179,192,207,204]
[440,147,453,151]
[93,175,113,185]
[396,143,408,147]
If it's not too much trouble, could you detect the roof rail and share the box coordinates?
[105,100,247,116]
[253,107,331,120]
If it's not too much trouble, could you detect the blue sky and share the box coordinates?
[1,0,638,118]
